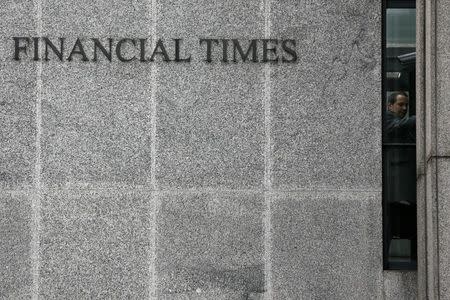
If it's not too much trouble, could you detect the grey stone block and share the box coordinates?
[271,191,383,299]
[42,0,153,36]
[436,96,450,156]
[0,0,35,62]
[157,0,263,38]
[417,174,427,299]
[158,289,263,300]
[437,158,450,299]
[1,37,31,63]
[40,189,154,299]
[0,1,36,36]
[0,192,32,299]
[0,62,36,189]
[383,271,417,300]
[156,64,264,189]
[155,0,264,65]
[154,0,265,189]
[436,0,450,61]
[156,192,265,297]
[271,0,380,56]
[436,58,450,156]
[436,0,450,58]
[416,0,426,176]
[41,62,153,187]
[270,0,381,190]
[436,0,450,156]
[425,92,436,161]
[425,158,439,299]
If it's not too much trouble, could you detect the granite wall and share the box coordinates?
[1,0,418,299]
[417,0,450,299]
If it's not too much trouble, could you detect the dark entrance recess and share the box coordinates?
[382,0,417,270]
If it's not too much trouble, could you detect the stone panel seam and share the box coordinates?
[149,192,159,300]
[267,188,382,193]
[433,157,440,300]
[431,0,437,160]
[0,186,35,193]
[424,0,438,295]
[263,0,272,191]
[29,187,382,194]
[433,2,442,298]
[31,0,43,299]
[425,0,437,163]
[263,0,272,299]
[436,158,443,300]
[38,187,265,193]
[426,159,436,299]
[268,190,380,199]
[427,155,450,163]
[149,0,158,192]
[416,0,427,179]
[149,0,158,299]
[158,189,264,195]
[433,0,438,165]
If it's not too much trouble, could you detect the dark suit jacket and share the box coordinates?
[384,111,416,143]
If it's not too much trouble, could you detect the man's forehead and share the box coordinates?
[395,94,409,102]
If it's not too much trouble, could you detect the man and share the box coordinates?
[384,91,416,143]
[383,91,417,264]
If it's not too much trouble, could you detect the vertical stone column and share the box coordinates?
[416,0,427,298]
[419,0,450,298]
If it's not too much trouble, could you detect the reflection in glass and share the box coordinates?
[383,3,417,269]
[386,9,416,47]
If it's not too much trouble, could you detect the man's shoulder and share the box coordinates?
[385,111,398,123]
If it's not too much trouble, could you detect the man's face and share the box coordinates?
[388,94,409,118]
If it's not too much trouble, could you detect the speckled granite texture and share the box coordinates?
[0,0,422,299]
[383,271,418,300]
[156,192,264,297]
[0,192,32,299]
[418,0,450,298]
[437,159,450,299]
[271,191,382,299]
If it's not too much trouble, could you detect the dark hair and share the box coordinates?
[388,91,408,105]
